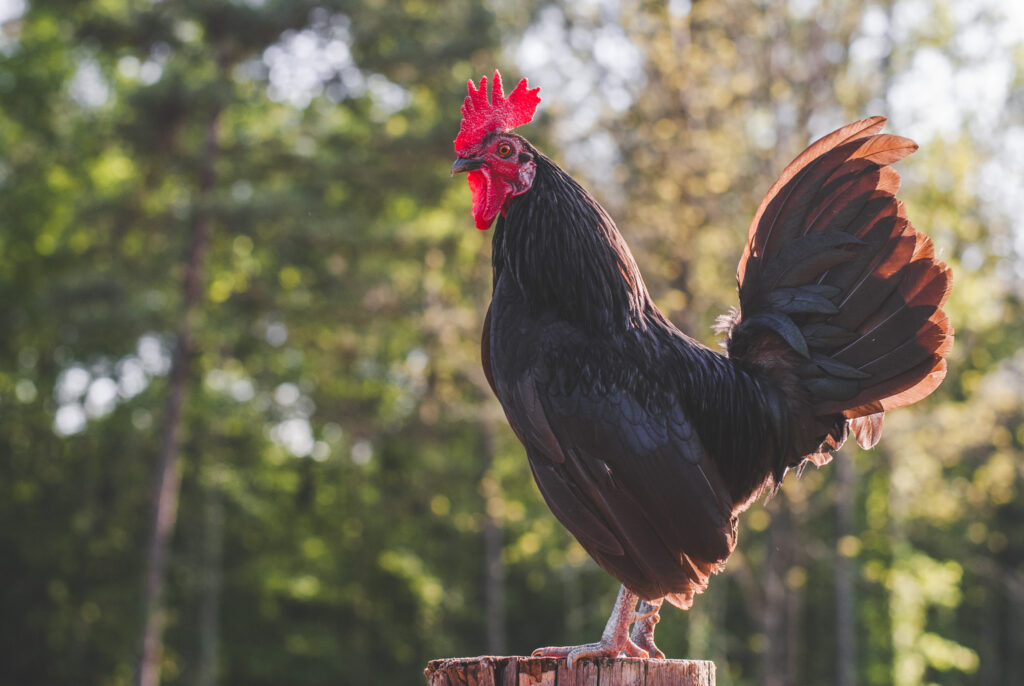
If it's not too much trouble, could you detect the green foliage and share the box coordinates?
[2,1,1023,685]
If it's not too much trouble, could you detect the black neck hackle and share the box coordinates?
[492,146,652,334]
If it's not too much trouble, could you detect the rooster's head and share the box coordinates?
[451,71,541,230]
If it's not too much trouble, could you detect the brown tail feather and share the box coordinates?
[725,117,953,457]
[850,412,884,449]
[737,117,888,284]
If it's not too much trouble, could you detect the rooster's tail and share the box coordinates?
[723,117,953,455]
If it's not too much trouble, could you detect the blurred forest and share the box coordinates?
[2,0,1023,685]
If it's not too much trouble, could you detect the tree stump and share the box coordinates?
[425,656,715,685]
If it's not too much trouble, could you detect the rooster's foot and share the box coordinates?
[532,585,665,668]
[531,636,649,667]
[629,598,665,659]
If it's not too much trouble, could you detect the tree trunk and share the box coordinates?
[425,657,715,686]
[835,452,856,686]
[762,495,798,686]
[480,422,507,655]
[196,467,224,686]
[1009,584,1024,686]
[134,101,221,686]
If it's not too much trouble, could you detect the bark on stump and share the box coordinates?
[425,656,715,685]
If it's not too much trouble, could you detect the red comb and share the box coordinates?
[454,70,541,153]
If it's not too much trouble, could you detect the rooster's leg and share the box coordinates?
[532,585,652,667]
[630,598,665,659]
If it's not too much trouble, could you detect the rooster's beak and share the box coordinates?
[451,156,483,175]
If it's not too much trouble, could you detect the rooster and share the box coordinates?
[451,71,952,664]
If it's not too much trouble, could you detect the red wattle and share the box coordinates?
[466,168,507,231]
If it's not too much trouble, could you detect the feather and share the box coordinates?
[754,138,908,265]
[801,322,858,348]
[827,357,948,416]
[728,117,951,481]
[764,287,841,315]
[850,412,885,449]
[739,312,810,358]
[801,353,873,380]
[757,232,863,294]
[739,117,889,284]
[529,460,624,557]
[805,377,861,400]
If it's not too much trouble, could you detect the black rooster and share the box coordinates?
[451,72,952,664]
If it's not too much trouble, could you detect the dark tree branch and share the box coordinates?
[135,93,222,686]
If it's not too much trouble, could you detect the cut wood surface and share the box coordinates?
[424,656,715,686]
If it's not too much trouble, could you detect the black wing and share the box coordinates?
[497,333,737,608]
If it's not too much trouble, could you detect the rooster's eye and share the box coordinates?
[496,142,513,158]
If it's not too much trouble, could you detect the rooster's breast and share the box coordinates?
[482,275,739,605]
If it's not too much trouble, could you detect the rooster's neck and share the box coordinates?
[491,150,652,333]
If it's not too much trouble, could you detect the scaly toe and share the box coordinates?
[623,638,650,658]
[532,639,641,668]
[629,614,665,659]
